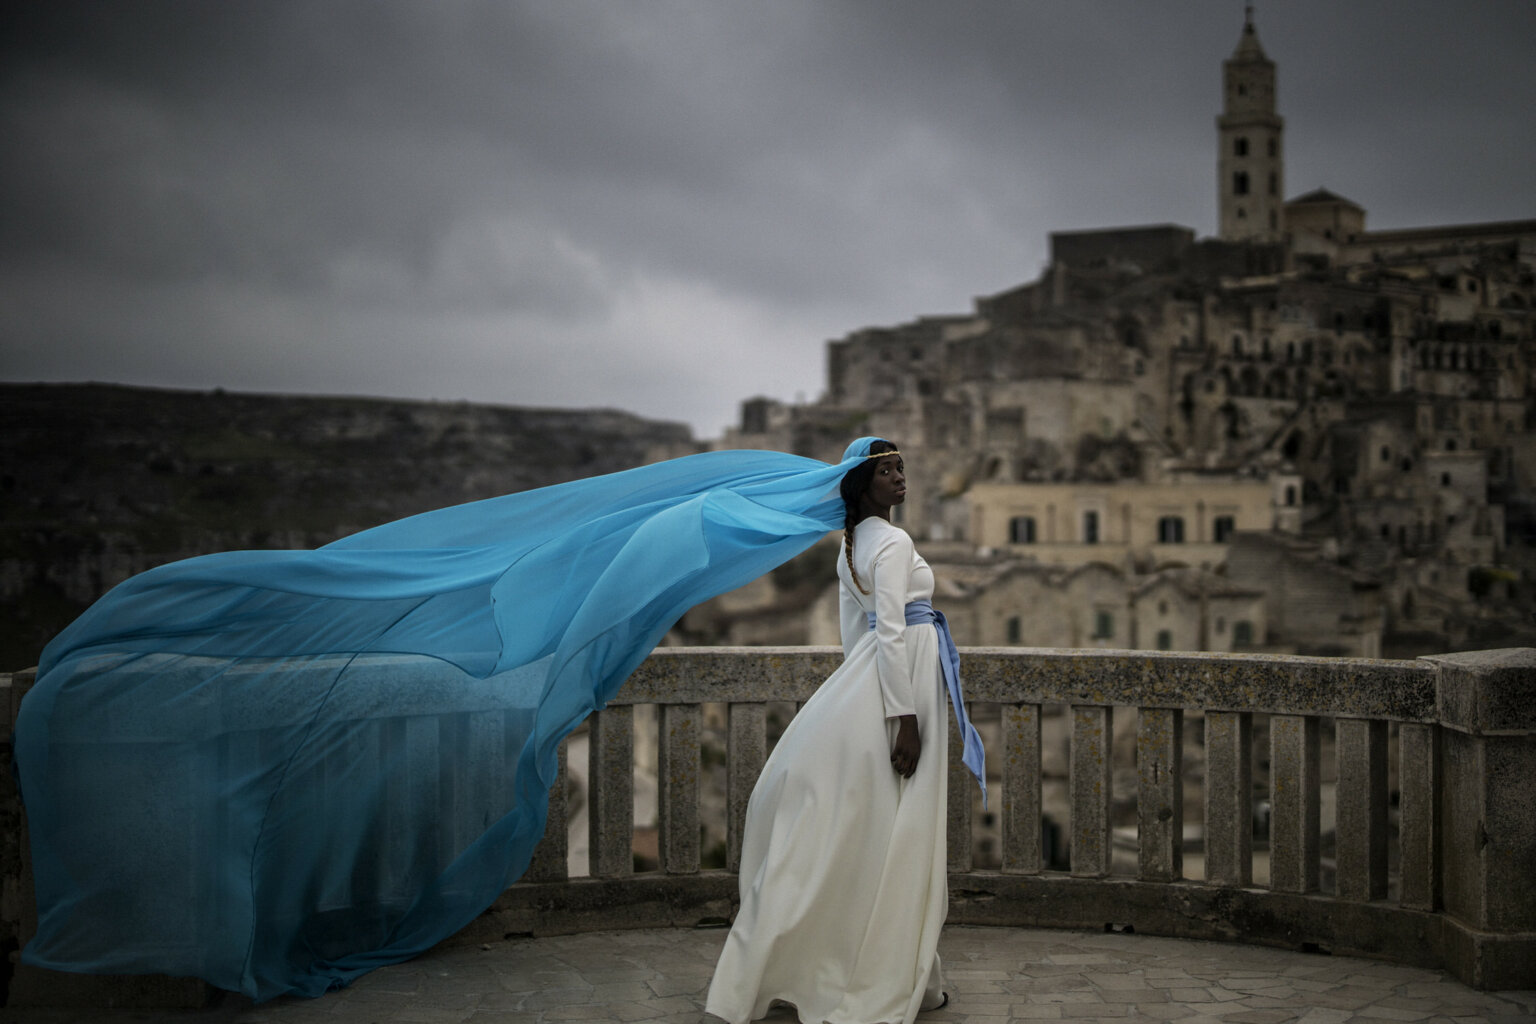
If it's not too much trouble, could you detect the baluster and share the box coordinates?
[525,738,569,882]
[375,717,405,900]
[1137,707,1183,882]
[437,712,467,866]
[319,720,371,909]
[1069,705,1112,877]
[397,714,438,884]
[465,706,500,853]
[1397,722,1439,910]
[1002,703,1042,874]
[658,702,701,874]
[1269,714,1320,893]
[727,702,766,872]
[1204,710,1252,886]
[588,706,635,878]
[947,708,973,872]
[1336,717,1388,900]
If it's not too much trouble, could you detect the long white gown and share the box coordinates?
[706,517,948,1024]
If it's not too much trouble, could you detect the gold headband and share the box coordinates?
[864,449,901,459]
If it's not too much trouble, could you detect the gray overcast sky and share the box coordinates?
[3,1,1533,438]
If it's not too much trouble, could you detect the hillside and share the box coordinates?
[0,383,696,668]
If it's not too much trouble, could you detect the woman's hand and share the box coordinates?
[890,714,921,778]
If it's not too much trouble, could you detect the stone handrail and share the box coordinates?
[3,646,1533,1008]
[502,647,1535,992]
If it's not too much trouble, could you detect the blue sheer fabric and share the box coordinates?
[14,445,879,1001]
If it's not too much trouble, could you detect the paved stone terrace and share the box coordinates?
[6,926,1534,1024]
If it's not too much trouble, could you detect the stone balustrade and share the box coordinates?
[3,646,1533,1008]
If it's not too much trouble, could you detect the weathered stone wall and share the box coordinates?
[1048,225,1195,270]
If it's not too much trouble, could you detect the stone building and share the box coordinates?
[961,473,1298,573]
[1224,533,1384,658]
[715,9,1534,656]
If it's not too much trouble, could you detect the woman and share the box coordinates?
[706,437,984,1024]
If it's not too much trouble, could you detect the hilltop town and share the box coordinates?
[696,12,1535,660]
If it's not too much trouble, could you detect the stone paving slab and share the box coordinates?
[3,926,1533,1024]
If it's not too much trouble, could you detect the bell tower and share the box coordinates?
[1218,6,1284,241]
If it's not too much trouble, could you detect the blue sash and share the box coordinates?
[867,598,986,806]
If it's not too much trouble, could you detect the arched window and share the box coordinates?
[1008,515,1037,544]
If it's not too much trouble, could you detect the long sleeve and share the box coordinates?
[869,527,916,719]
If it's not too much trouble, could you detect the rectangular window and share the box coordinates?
[1006,616,1022,644]
[1082,510,1099,544]
[1157,516,1185,543]
[1009,515,1037,544]
[1094,610,1113,639]
[1156,630,1173,651]
[1213,515,1235,543]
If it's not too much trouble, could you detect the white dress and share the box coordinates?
[706,518,948,1024]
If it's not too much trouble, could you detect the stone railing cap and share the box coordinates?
[1423,648,1536,734]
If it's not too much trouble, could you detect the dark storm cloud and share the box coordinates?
[2,1,1533,434]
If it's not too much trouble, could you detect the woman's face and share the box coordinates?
[863,453,906,513]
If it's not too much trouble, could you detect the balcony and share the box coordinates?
[3,645,1533,1009]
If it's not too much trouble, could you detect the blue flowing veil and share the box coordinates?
[14,443,882,1000]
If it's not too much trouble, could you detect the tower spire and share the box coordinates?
[1217,5,1284,241]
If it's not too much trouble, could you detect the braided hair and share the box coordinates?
[839,439,900,595]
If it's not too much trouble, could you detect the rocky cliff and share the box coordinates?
[1,383,696,668]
